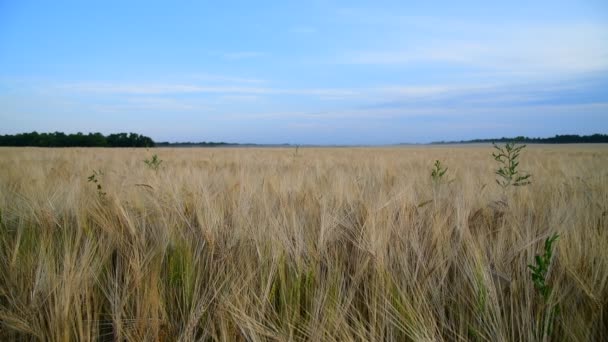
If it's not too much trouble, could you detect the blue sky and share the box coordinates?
[1,0,607,144]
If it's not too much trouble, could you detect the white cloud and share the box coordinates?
[55,82,361,97]
[374,85,455,97]
[342,22,608,75]
[217,95,262,102]
[98,98,207,112]
[185,73,267,84]
[217,101,608,122]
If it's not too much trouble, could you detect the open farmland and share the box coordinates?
[0,145,607,341]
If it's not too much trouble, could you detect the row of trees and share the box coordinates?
[0,132,155,147]
[433,134,608,144]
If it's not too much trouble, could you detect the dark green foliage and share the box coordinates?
[528,233,560,338]
[87,170,106,197]
[430,160,448,183]
[0,131,155,147]
[432,133,608,144]
[144,154,163,171]
[528,234,559,300]
[106,132,154,147]
[492,142,531,188]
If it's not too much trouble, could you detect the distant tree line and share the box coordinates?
[432,134,608,144]
[0,132,155,147]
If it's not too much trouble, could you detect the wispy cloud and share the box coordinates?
[374,85,458,97]
[217,101,608,123]
[340,23,608,75]
[217,95,262,102]
[54,82,360,97]
[53,75,605,108]
[184,73,267,84]
[93,97,208,112]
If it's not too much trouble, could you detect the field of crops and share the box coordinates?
[0,145,606,341]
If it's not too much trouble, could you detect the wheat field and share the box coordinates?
[0,145,606,341]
